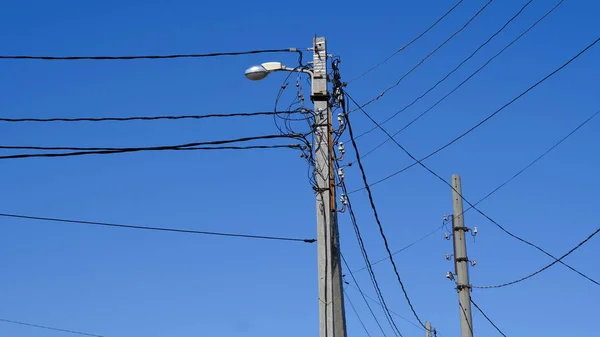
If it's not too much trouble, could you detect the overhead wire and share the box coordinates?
[458,302,474,336]
[344,290,373,337]
[473,225,600,289]
[343,97,427,329]
[347,0,465,83]
[0,110,304,123]
[463,107,600,213]
[470,299,507,337]
[334,79,404,336]
[0,48,302,61]
[353,0,566,162]
[351,0,535,141]
[345,91,600,287]
[348,34,600,193]
[0,212,316,243]
[344,283,424,331]
[352,223,445,273]
[0,318,104,337]
[347,0,493,113]
[342,256,391,337]
[0,133,308,160]
[338,174,405,337]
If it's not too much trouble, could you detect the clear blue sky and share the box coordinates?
[0,1,598,336]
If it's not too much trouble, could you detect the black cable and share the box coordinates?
[458,302,474,336]
[470,299,507,337]
[340,183,404,337]
[352,0,535,141]
[0,110,302,123]
[352,224,445,273]
[353,0,566,161]
[344,283,424,331]
[473,225,600,288]
[464,107,600,213]
[0,212,316,243]
[344,290,373,337]
[0,134,306,160]
[348,0,493,112]
[349,34,600,193]
[0,48,301,60]
[0,318,104,337]
[341,257,389,337]
[346,92,600,287]
[348,0,465,83]
[344,100,426,329]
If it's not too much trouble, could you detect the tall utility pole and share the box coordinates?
[312,36,348,337]
[425,321,432,337]
[451,174,474,337]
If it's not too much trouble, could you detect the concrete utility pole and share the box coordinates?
[312,36,347,337]
[425,321,432,337]
[451,174,474,337]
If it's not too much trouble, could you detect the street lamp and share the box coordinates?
[244,61,312,81]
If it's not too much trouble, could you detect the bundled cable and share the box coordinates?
[0,110,304,123]
[0,133,309,160]
[0,48,301,61]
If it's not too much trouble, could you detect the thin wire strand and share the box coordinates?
[458,302,474,336]
[0,318,104,337]
[349,35,600,193]
[0,48,300,60]
[0,212,316,243]
[352,0,535,141]
[346,92,600,287]
[345,283,423,331]
[463,107,600,213]
[347,0,465,83]
[470,299,507,337]
[353,0,566,160]
[342,256,389,337]
[339,177,404,337]
[344,101,426,329]
[348,0,493,113]
[0,111,303,123]
[352,224,445,273]
[473,225,600,288]
[0,134,307,160]
[344,290,373,337]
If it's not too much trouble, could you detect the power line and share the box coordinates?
[344,101,426,329]
[348,0,493,113]
[348,0,465,83]
[345,283,424,331]
[0,318,104,337]
[0,48,301,61]
[0,133,307,160]
[473,225,600,289]
[342,256,389,337]
[0,110,305,123]
[344,290,373,337]
[352,0,535,141]
[464,107,600,213]
[345,92,600,287]
[339,179,405,337]
[458,302,474,336]
[353,0,567,163]
[349,34,600,193]
[0,212,316,243]
[470,299,507,337]
[352,224,445,273]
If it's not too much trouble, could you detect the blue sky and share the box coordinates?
[0,1,598,336]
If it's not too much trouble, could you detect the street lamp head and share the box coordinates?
[244,62,287,81]
[244,65,269,81]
